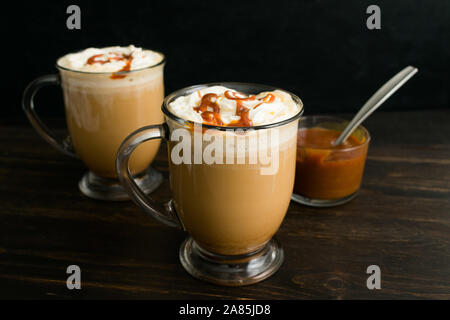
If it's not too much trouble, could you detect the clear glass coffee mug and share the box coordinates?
[22,52,165,200]
[116,83,304,286]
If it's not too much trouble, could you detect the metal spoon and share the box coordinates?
[333,65,418,146]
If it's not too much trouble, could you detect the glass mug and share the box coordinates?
[22,51,165,200]
[116,83,303,286]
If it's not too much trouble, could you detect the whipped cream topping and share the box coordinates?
[57,45,163,73]
[168,86,302,127]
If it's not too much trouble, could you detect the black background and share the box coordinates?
[2,0,449,122]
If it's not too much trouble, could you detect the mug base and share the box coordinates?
[179,237,284,286]
[78,167,163,201]
[291,191,358,207]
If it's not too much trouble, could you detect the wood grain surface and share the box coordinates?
[0,110,449,299]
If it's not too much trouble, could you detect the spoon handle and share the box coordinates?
[333,65,418,146]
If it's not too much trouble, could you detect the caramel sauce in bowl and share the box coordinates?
[292,116,370,207]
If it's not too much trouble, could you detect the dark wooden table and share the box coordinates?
[1,110,449,299]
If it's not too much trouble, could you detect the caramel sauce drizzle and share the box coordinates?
[228,100,253,127]
[194,93,224,126]
[193,90,276,127]
[224,90,256,101]
[254,93,275,109]
[262,93,275,103]
[86,54,109,65]
[224,90,255,127]
[86,52,133,80]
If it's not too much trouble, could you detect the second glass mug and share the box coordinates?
[116,83,304,286]
[22,51,166,200]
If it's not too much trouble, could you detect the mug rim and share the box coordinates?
[162,82,304,131]
[55,49,166,76]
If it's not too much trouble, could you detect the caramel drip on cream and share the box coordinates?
[193,90,276,127]
[224,90,255,127]
[254,93,275,109]
[194,93,224,126]
[86,52,133,79]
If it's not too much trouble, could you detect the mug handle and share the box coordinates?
[22,74,77,158]
[116,124,183,229]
